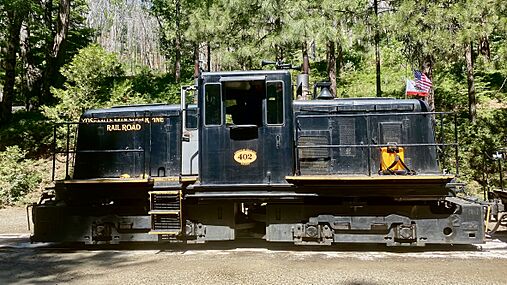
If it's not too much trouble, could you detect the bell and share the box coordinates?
[317,86,334,100]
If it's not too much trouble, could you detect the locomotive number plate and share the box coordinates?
[234,149,257,165]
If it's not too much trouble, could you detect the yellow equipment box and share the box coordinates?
[380,146,409,175]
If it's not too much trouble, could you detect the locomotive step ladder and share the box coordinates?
[148,190,182,236]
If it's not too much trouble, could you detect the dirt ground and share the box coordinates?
[0,207,30,234]
[2,207,507,285]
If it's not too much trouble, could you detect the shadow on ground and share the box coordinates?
[490,230,507,243]
[0,235,500,284]
[4,236,481,253]
[0,246,154,284]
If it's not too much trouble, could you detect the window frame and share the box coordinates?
[265,80,285,126]
[203,83,223,126]
[185,106,199,130]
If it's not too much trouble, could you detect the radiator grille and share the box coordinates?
[339,118,356,157]
[298,135,331,174]
[380,122,402,144]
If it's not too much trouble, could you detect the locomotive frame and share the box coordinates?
[29,69,484,246]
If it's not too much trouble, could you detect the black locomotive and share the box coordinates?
[30,69,484,246]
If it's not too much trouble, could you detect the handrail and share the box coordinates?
[297,143,457,148]
[54,149,145,153]
[295,111,452,119]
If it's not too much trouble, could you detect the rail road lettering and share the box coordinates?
[233,149,257,165]
[106,123,142,132]
[81,117,165,124]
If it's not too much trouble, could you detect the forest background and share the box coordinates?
[0,0,506,206]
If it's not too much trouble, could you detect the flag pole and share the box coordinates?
[404,78,407,99]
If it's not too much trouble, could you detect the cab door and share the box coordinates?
[181,87,199,176]
[199,72,294,185]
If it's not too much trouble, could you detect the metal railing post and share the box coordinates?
[366,114,372,176]
[454,114,459,176]
[440,113,445,170]
[65,123,70,179]
[148,115,153,177]
[294,114,301,175]
[52,125,57,181]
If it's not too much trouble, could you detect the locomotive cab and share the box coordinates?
[197,71,294,186]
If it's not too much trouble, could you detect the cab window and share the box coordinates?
[186,108,198,129]
[223,80,264,126]
[204,84,221,125]
[266,81,284,125]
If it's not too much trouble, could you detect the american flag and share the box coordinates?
[414,70,432,93]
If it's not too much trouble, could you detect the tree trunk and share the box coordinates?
[374,32,381,97]
[174,36,181,82]
[465,42,476,122]
[478,36,490,59]
[275,16,283,62]
[326,40,337,97]
[207,42,211,72]
[174,0,181,82]
[299,42,310,99]
[53,0,71,58]
[336,41,343,80]
[302,42,309,74]
[422,55,435,112]
[41,0,71,104]
[30,0,53,107]
[374,0,381,97]
[0,10,24,124]
[194,45,200,80]
[20,22,42,110]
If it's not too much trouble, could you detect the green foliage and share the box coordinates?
[44,45,118,120]
[44,44,142,121]
[0,111,52,157]
[44,44,185,122]
[61,44,124,96]
[129,67,182,104]
[336,39,407,98]
[0,146,42,207]
[0,0,92,107]
[458,107,507,193]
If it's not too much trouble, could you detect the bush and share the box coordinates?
[0,111,53,158]
[44,44,183,123]
[0,146,42,207]
[459,107,507,194]
[43,44,141,122]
